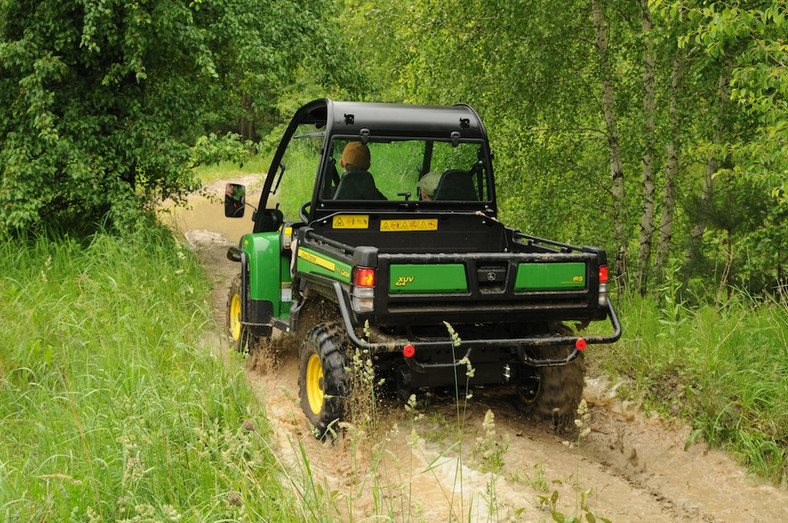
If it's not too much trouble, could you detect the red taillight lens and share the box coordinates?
[353,267,375,287]
[575,338,587,351]
[599,266,609,284]
[403,344,415,358]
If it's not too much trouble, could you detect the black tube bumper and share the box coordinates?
[329,281,621,369]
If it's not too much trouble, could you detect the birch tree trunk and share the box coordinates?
[591,0,628,285]
[635,0,656,296]
[685,63,731,264]
[654,52,685,285]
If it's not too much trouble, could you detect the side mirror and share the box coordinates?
[224,183,246,218]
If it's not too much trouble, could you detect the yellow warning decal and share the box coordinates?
[298,249,336,271]
[282,226,294,249]
[380,219,438,232]
[332,215,369,229]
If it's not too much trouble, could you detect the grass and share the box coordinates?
[595,287,788,485]
[0,228,311,520]
[6,146,784,519]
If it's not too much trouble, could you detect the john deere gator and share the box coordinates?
[224,99,621,437]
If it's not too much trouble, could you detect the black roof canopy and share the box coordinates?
[303,99,487,141]
[254,98,496,228]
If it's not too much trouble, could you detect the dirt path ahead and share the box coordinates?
[174,183,788,522]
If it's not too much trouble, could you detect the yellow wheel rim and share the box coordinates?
[305,353,324,415]
[230,293,242,341]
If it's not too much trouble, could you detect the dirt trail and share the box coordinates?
[172,182,788,522]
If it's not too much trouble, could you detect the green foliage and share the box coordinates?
[0,0,342,233]
[665,2,787,186]
[339,0,787,293]
[0,229,307,520]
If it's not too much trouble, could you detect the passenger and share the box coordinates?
[418,171,441,201]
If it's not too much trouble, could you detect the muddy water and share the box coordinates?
[159,175,263,248]
[178,181,788,522]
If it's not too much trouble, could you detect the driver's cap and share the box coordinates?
[341,142,370,170]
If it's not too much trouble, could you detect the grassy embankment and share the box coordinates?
[0,229,323,521]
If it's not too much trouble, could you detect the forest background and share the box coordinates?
[1,0,787,508]
[2,0,786,294]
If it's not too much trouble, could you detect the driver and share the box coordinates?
[334,142,386,200]
[340,141,371,173]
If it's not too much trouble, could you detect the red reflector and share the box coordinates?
[353,267,375,287]
[599,266,609,284]
[403,344,415,358]
[575,338,587,351]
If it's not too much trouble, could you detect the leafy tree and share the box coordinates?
[0,0,336,233]
[341,0,787,295]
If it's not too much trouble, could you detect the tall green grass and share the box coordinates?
[0,229,308,520]
[596,287,788,485]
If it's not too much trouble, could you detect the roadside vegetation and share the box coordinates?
[0,228,314,520]
[1,1,786,517]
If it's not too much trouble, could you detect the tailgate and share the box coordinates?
[375,251,605,325]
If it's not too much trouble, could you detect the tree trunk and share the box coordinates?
[240,92,255,141]
[635,0,656,296]
[685,63,731,264]
[654,52,685,286]
[591,0,628,286]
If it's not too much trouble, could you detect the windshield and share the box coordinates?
[320,138,490,203]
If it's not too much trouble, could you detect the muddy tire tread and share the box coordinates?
[298,323,350,437]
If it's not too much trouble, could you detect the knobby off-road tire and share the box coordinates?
[517,346,586,428]
[226,274,264,353]
[298,323,351,438]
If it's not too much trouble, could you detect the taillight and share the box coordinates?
[353,267,375,287]
[351,267,376,313]
[598,265,609,306]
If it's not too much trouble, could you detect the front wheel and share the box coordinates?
[298,324,350,438]
[226,274,264,352]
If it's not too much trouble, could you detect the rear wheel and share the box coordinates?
[516,347,585,428]
[298,324,350,438]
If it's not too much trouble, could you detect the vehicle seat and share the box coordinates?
[433,169,478,201]
[333,170,386,200]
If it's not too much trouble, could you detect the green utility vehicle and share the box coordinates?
[224,99,620,437]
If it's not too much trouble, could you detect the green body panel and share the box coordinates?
[389,264,468,294]
[242,232,291,318]
[515,262,586,291]
[295,247,352,283]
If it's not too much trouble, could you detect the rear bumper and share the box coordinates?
[330,280,621,368]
